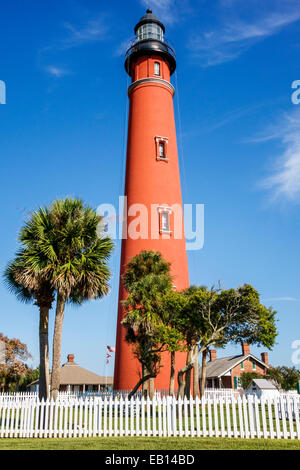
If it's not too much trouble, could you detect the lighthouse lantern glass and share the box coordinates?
[137,23,164,42]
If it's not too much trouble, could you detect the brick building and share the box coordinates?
[200,343,269,390]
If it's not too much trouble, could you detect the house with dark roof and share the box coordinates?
[200,343,270,390]
[28,354,113,393]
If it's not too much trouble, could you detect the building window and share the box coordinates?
[158,206,172,234]
[234,376,242,389]
[154,62,160,76]
[159,141,165,158]
[252,362,256,370]
[155,136,168,160]
[241,361,244,370]
[161,212,170,232]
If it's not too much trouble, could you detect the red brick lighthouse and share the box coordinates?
[114,9,189,390]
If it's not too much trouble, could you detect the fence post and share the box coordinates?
[273,397,281,439]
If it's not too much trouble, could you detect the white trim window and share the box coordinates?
[155,136,168,160]
[158,206,172,234]
[161,211,169,232]
[154,61,160,76]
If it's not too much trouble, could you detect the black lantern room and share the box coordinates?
[125,9,176,76]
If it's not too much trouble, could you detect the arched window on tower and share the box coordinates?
[154,62,160,76]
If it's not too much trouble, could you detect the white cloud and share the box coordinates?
[63,17,109,47]
[260,108,300,203]
[45,66,69,77]
[262,297,297,301]
[189,1,300,66]
[139,0,190,25]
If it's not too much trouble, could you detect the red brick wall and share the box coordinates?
[230,358,267,388]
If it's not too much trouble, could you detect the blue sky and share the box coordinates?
[1,0,300,376]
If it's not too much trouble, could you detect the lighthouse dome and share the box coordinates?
[125,9,176,76]
[134,9,165,41]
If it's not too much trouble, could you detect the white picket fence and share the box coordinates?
[0,389,170,404]
[0,395,300,439]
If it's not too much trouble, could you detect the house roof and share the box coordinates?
[248,379,277,390]
[29,359,113,386]
[199,353,269,379]
[58,361,113,385]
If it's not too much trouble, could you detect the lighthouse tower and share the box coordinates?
[114,10,189,390]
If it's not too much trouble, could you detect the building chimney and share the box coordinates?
[210,350,217,361]
[261,352,268,365]
[67,354,74,363]
[242,343,250,355]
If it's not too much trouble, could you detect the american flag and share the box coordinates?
[107,345,115,353]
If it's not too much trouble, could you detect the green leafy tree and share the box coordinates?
[18,366,40,391]
[174,286,226,398]
[158,290,187,396]
[122,251,174,399]
[176,284,277,398]
[240,371,264,389]
[266,366,300,391]
[0,333,31,392]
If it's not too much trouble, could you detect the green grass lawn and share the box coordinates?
[0,437,299,450]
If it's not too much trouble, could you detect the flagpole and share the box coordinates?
[105,346,107,390]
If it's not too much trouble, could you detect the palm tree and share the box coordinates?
[5,198,113,401]
[122,251,173,398]
[18,198,113,400]
[4,258,54,400]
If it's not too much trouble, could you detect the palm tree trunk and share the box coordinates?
[50,292,65,401]
[177,362,193,399]
[142,364,148,398]
[149,377,154,400]
[39,306,50,401]
[193,345,199,399]
[200,349,208,399]
[184,349,193,397]
[169,351,175,396]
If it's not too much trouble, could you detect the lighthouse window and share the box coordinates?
[161,212,170,232]
[159,141,165,157]
[155,136,168,160]
[154,62,160,76]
